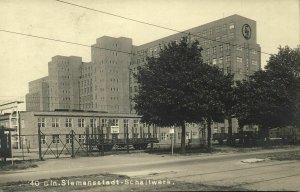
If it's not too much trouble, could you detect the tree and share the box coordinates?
[266,46,300,78]
[134,37,207,154]
[134,37,234,153]
[236,46,300,139]
[266,46,300,128]
[219,75,236,145]
[195,66,233,150]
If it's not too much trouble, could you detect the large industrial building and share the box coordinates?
[0,14,261,149]
[130,14,261,112]
[25,14,261,115]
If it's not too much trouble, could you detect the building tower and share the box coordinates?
[26,76,49,111]
[48,56,82,111]
[91,36,132,113]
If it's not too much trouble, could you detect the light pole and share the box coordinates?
[169,127,174,156]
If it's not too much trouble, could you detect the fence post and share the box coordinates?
[37,125,43,160]
[9,131,13,165]
[56,141,58,158]
[21,136,24,161]
[71,130,75,158]
[151,125,155,150]
[101,125,104,156]
[126,126,129,154]
[114,134,117,154]
[97,126,101,156]
[86,127,89,156]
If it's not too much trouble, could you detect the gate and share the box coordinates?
[37,129,95,160]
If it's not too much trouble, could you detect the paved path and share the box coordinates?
[1,147,300,191]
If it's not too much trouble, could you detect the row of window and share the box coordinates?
[81,61,119,76]
[213,127,226,133]
[92,50,119,57]
[136,57,146,64]
[208,57,258,66]
[136,45,257,67]
[135,49,148,56]
[111,51,118,56]
[207,44,229,54]
[110,78,119,83]
[205,45,257,55]
[58,75,70,79]
[236,47,257,54]
[38,118,98,128]
[80,86,120,97]
[56,59,69,65]
[62,97,70,101]
[129,86,139,93]
[134,44,257,66]
[80,79,93,87]
[41,134,86,144]
[109,69,119,73]
[95,60,118,65]
[59,66,70,72]
[160,128,226,141]
[61,82,70,86]
[197,34,234,47]
[78,103,120,110]
[81,73,92,78]
[134,44,164,59]
[37,118,142,128]
[197,23,235,37]
[42,132,157,144]
[80,88,92,95]
[61,90,71,94]
[160,131,198,140]
[209,55,231,65]
[82,65,93,71]
[236,57,258,65]
[80,103,93,109]
[110,97,119,101]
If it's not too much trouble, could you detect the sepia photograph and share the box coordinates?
[0,0,300,191]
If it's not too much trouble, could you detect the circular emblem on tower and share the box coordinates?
[242,24,251,40]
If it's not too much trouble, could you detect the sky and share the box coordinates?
[0,0,299,109]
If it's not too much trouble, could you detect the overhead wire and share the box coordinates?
[0,29,137,56]
[0,29,260,79]
[55,0,272,56]
[0,2,265,104]
[0,1,272,57]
